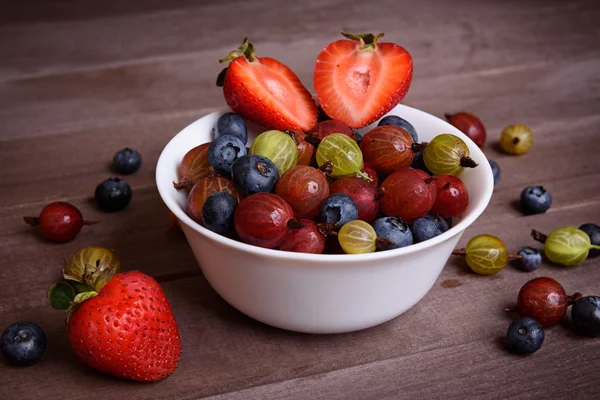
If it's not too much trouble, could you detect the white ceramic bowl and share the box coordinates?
[156,104,493,334]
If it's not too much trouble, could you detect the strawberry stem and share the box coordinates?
[219,37,258,63]
[341,32,385,51]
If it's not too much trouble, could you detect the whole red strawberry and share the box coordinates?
[219,38,318,132]
[314,32,413,128]
[49,249,181,382]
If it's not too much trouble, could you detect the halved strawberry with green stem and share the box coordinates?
[219,38,318,132]
[314,32,413,128]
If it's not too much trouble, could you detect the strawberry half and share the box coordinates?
[49,250,181,382]
[314,32,413,128]
[218,38,318,132]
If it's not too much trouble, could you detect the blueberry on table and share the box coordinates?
[378,115,418,142]
[410,213,449,243]
[520,186,552,215]
[213,112,248,145]
[571,296,600,337]
[320,194,358,228]
[231,154,279,196]
[515,246,542,272]
[372,217,414,250]
[506,317,544,354]
[207,135,247,176]
[201,192,238,235]
[1,321,46,366]
[488,159,501,186]
[113,148,142,175]
[579,223,600,258]
[95,178,132,212]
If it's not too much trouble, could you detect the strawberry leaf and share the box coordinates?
[48,282,75,310]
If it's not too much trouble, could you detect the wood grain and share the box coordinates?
[0,0,599,399]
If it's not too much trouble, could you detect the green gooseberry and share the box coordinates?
[543,226,600,266]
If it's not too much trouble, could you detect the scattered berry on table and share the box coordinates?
[515,246,542,272]
[505,317,544,354]
[201,192,238,235]
[516,277,568,327]
[454,234,510,275]
[320,193,359,228]
[95,178,132,212]
[532,226,600,266]
[444,112,486,148]
[23,201,98,242]
[578,223,600,258]
[488,159,501,186]
[232,154,280,197]
[207,134,247,176]
[1,321,46,366]
[520,186,552,215]
[113,148,142,175]
[500,124,533,155]
[372,217,414,249]
[213,112,248,145]
[571,296,600,337]
[378,115,418,142]
[410,213,449,243]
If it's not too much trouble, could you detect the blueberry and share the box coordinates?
[571,296,600,337]
[579,223,600,258]
[372,217,413,250]
[112,148,142,175]
[506,317,544,354]
[378,115,418,142]
[515,246,542,272]
[410,151,432,174]
[488,159,501,186]
[201,192,238,235]
[1,321,46,366]
[213,113,248,145]
[320,194,358,228]
[231,155,279,196]
[207,135,247,176]
[410,213,449,243]
[354,132,363,146]
[520,186,552,215]
[95,178,132,212]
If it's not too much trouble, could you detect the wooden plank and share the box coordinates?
[1,204,598,400]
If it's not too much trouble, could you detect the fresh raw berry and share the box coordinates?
[520,186,551,215]
[431,174,469,218]
[174,143,212,190]
[64,271,181,382]
[423,134,478,176]
[232,154,279,196]
[316,134,370,180]
[314,32,413,128]
[379,169,437,222]
[201,192,238,235]
[578,223,600,258]
[354,132,363,146]
[23,201,98,242]
[355,163,379,187]
[516,277,568,327]
[410,151,432,175]
[276,165,329,219]
[454,234,510,275]
[213,112,248,145]
[187,176,241,223]
[94,178,132,212]
[500,124,533,155]
[571,296,600,337]
[338,220,378,254]
[1,322,46,366]
[207,134,247,176]
[410,213,449,243]
[306,120,355,141]
[445,112,486,148]
[378,115,418,142]
[280,219,326,254]
[293,131,315,166]
[488,159,501,186]
[234,193,297,249]
[320,193,359,228]
[506,317,544,355]
[515,247,542,272]
[250,130,298,175]
[330,177,379,222]
[532,226,600,266]
[113,148,142,175]
[220,38,317,131]
[372,217,413,250]
[360,125,421,175]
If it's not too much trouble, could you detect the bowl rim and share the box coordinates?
[156,105,494,263]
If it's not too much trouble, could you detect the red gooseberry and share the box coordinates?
[360,125,423,176]
[279,219,326,254]
[330,177,379,222]
[23,201,99,242]
[174,143,212,190]
[431,174,469,218]
[187,176,241,223]
[445,112,486,148]
[516,277,568,327]
[306,120,355,141]
[379,169,437,222]
[275,165,330,219]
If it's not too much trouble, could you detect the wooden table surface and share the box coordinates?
[1,0,599,399]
